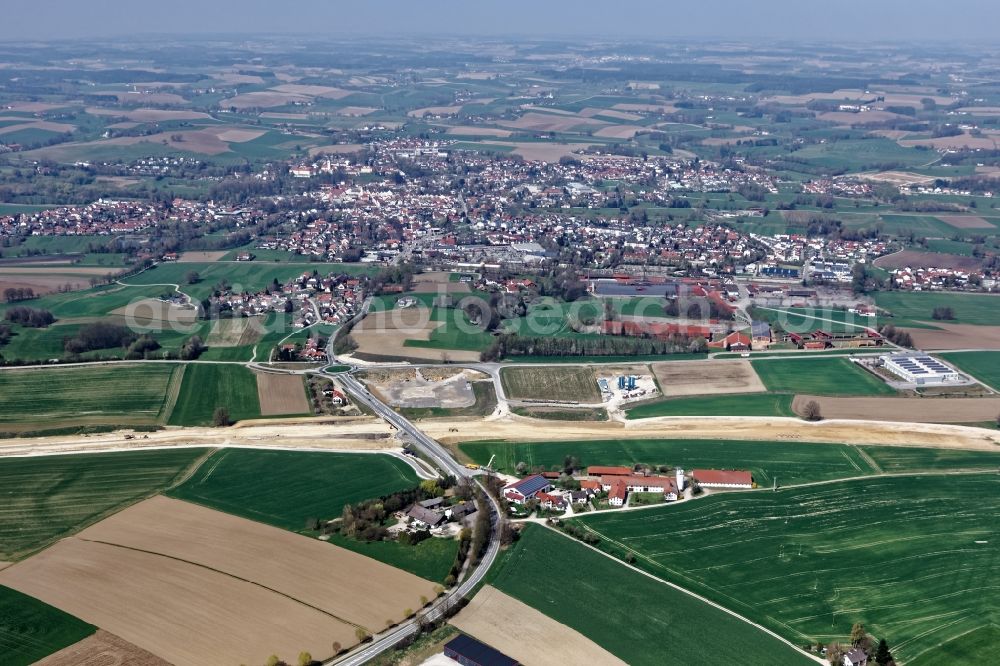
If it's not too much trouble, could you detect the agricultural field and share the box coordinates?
[651,359,765,396]
[255,372,310,416]
[625,392,796,419]
[487,524,812,665]
[0,585,96,666]
[168,448,420,532]
[751,357,896,396]
[939,351,1000,391]
[452,586,626,666]
[874,291,1000,328]
[500,365,602,403]
[0,496,437,666]
[575,474,1000,665]
[0,448,209,561]
[166,363,261,425]
[0,364,183,432]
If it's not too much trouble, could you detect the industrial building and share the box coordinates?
[881,353,963,385]
[444,634,520,666]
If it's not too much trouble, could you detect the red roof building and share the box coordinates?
[692,469,753,489]
[587,465,632,477]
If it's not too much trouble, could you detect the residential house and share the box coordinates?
[842,648,868,666]
[406,505,445,529]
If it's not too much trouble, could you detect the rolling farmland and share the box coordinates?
[752,357,896,396]
[0,448,209,560]
[0,364,182,432]
[575,474,1000,665]
[500,365,602,402]
[875,291,1000,327]
[0,585,95,666]
[488,524,813,666]
[168,448,420,531]
[166,363,261,426]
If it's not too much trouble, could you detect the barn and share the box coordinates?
[443,634,520,666]
[692,469,753,489]
[502,475,551,504]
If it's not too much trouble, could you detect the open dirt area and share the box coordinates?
[901,322,1000,351]
[86,107,211,122]
[222,91,311,110]
[651,360,766,397]
[579,107,643,122]
[110,298,199,325]
[861,171,936,186]
[499,112,608,133]
[178,250,227,262]
[270,84,352,99]
[0,537,355,666]
[205,317,259,346]
[936,215,996,230]
[351,306,481,362]
[479,141,595,162]
[793,394,1000,423]
[367,368,477,408]
[900,134,1000,150]
[256,372,309,415]
[308,143,365,157]
[817,110,909,125]
[336,106,378,116]
[35,629,170,666]
[448,126,513,137]
[0,495,438,665]
[594,125,646,139]
[0,120,75,136]
[874,250,984,271]
[0,274,91,295]
[212,127,267,143]
[612,102,677,113]
[451,585,626,666]
[423,414,1000,452]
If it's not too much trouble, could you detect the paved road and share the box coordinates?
[327,373,503,666]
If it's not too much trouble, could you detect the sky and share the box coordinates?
[1,0,998,42]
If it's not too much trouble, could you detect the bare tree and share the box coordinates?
[803,400,823,422]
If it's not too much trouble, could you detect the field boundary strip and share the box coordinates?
[158,364,187,423]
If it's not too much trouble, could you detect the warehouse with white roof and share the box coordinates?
[881,353,964,385]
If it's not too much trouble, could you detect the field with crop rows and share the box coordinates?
[488,525,812,666]
[500,365,601,402]
[0,585,96,666]
[575,474,1000,665]
[168,449,420,531]
[166,364,261,425]
[751,357,895,396]
[0,364,182,431]
[0,448,208,560]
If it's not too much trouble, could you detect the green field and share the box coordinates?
[0,585,96,666]
[323,531,459,583]
[0,448,208,560]
[939,351,1000,391]
[875,291,1000,327]
[461,437,1000,484]
[625,392,795,419]
[487,524,812,665]
[500,365,601,402]
[0,364,182,430]
[462,438,867,485]
[166,364,261,426]
[168,449,421,531]
[574,474,1000,665]
[752,357,896,396]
